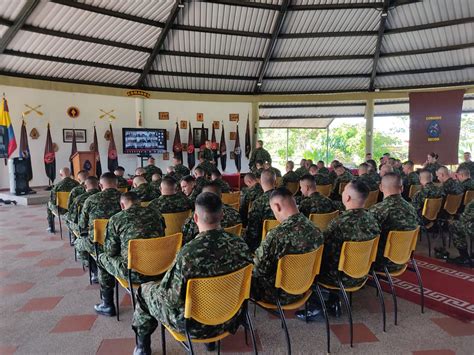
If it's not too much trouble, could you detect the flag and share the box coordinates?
[19,119,33,181]
[199,123,206,150]
[245,114,251,159]
[0,96,17,158]
[173,122,183,161]
[234,125,241,172]
[69,128,77,176]
[187,122,195,170]
[44,123,56,183]
[107,123,118,172]
[211,123,218,165]
[93,125,102,177]
[220,124,227,171]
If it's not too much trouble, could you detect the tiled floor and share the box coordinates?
[0,204,473,354]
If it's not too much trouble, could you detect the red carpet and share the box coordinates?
[381,254,474,321]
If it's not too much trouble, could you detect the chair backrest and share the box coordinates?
[228,201,240,211]
[465,190,474,205]
[224,224,243,237]
[421,198,443,221]
[275,246,324,295]
[276,177,283,187]
[184,264,253,325]
[384,227,420,265]
[140,201,151,207]
[222,192,240,205]
[93,219,109,245]
[443,194,464,215]
[56,191,70,210]
[261,219,280,240]
[338,182,348,195]
[309,210,339,232]
[316,184,332,197]
[128,233,183,275]
[408,184,421,199]
[338,236,380,279]
[364,189,379,209]
[163,210,192,235]
[286,182,299,195]
[117,187,128,193]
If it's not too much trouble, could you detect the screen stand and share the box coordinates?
[137,153,151,168]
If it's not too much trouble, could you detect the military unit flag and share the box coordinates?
[107,123,118,172]
[44,123,56,183]
[0,96,16,159]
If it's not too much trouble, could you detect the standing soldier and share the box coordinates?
[447,200,474,266]
[144,157,162,182]
[172,156,190,180]
[458,152,474,177]
[299,174,339,217]
[201,140,214,162]
[281,161,299,186]
[148,176,192,214]
[249,140,272,170]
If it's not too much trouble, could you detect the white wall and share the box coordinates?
[0,84,252,190]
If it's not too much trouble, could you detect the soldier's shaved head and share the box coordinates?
[194,192,223,228]
[211,169,222,180]
[309,164,318,175]
[269,187,298,222]
[85,176,99,190]
[299,174,317,197]
[133,176,147,188]
[419,169,433,186]
[77,170,89,183]
[380,164,394,177]
[244,173,258,187]
[100,172,118,189]
[358,163,369,175]
[202,181,222,198]
[160,176,177,195]
[60,167,71,178]
[194,167,205,177]
[342,180,369,209]
[380,172,403,198]
[436,166,450,183]
[135,167,145,176]
[120,191,139,210]
[456,166,470,182]
[260,170,276,192]
[152,173,161,182]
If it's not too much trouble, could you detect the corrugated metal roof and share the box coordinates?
[259,117,334,129]
[0,24,8,38]
[376,68,474,88]
[0,0,27,21]
[266,59,372,76]
[145,75,254,92]
[260,105,365,117]
[292,0,380,4]
[262,77,370,92]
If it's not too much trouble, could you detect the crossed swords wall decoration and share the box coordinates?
[23,104,43,117]
[99,109,116,122]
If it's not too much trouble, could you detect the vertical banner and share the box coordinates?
[70,128,77,176]
[172,122,183,161]
[19,120,33,181]
[107,123,118,172]
[220,124,227,171]
[409,90,464,164]
[93,126,102,177]
[187,123,195,170]
[234,125,241,172]
[44,123,56,183]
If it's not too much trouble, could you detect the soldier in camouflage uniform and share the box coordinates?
[245,170,276,252]
[196,152,214,176]
[447,200,474,266]
[251,160,265,178]
[357,163,379,191]
[436,166,464,196]
[172,156,190,180]
[144,157,162,182]
[149,173,162,197]
[330,163,353,201]
[211,169,231,193]
[316,161,330,176]
[423,152,442,182]
[308,164,331,185]
[264,161,282,178]
[299,174,338,217]
[252,188,323,304]
[180,175,199,205]
[193,167,209,194]
[295,159,308,178]
[411,169,445,216]
[66,170,89,211]
[130,176,160,202]
[401,160,420,200]
[370,173,419,273]
[114,166,129,189]
[132,192,253,355]
[94,191,166,317]
[148,176,192,214]
[200,140,214,162]
[328,160,340,184]
[281,161,299,186]
[47,167,80,233]
[249,140,272,170]
[240,173,263,224]
[457,166,474,193]
[182,182,241,244]
[458,152,474,178]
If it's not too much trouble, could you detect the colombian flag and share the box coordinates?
[0,96,17,158]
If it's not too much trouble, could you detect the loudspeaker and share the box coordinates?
[8,158,30,195]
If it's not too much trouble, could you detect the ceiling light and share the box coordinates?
[257,82,263,87]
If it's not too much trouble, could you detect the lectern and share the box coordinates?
[71,151,97,178]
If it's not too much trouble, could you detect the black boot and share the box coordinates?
[94,288,116,317]
[90,258,98,284]
[447,248,470,266]
[133,333,151,355]
[47,215,56,233]
[327,293,342,318]
[205,342,216,351]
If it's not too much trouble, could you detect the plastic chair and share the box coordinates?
[228,202,240,211]
[338,182,348,195]
[140,201,151,207]
[375,227,424,326]
[319,237,384,347]
[163,210,191,235]
[160,264,257,355]
[115,233,183,321]
[408,185,421,200]
[464,190,474,205]
[88,219,108,285]
[261,219,280,240]
[316,184,332,197]
[309,210,339,232]
[117,187,128,193]
[286,182,299,195]
[224,224,243,237]
[222,192,241,205]
[255,246,330,354]
[276,177,283,187]
[364,189,379,209]
[421,198,442,257]
[52,191,70,240]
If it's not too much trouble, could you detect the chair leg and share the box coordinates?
[383,267,397,326]
[115,279,120,321]
[217,340,221,355]
[58,215,63,240]
[128,270,136,311]
[88,255,92,285]
[276,298,291,355]
[74,249,77,262]
[304,301,308,323]
[349,292,353,307]
[411,257,424,313]
[245,309,258,355]
[315,284,330,354]
[184,325,195,355]
[427,229,432,257]
[337,279,353,348]
[161,323,167,355]
[372,270,386,331]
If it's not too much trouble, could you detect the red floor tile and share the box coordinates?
[412,350,456,355]
[36,258,65,267]
[220,328,263,353]
[120,294,132,307]
[0,282,35,296]
[0,345,17,355]
[0,271,10,278]
[42,236,62,242]
[0,244,25,250]
[431,317,474,336]
[51,315,97,333]
[18,297,63,312]
[330,323,379,344]
[96,338,136,355]
[57,268,86,277]
[16,251,43,258]
[361,296,394,313]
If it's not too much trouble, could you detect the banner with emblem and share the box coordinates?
[173,122,183,161]
[69,127,78,176]
[107,123,118,172]
[187,122,195,170]
[93,126,102,177]
[245,114,251,159]
[44,123,56,183]
[211,123,219,166]
[234,125,241,172]
[19,119,33,181]
[409,90,464,164]
[220,124,227,171]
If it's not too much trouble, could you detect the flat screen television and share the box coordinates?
[122,128,167,154]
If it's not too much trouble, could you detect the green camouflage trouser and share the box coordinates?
[449,220,468,250]
[74,237,97,265]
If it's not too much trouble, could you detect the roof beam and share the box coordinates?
[288,3,383,10]
[171,24,271,38]
[136,0,182,88]
[377,64,474,76]
[255,0,291,92]
[385,17,474,35]
[150,70,256,81]
[159,50,263,62]
[381,43,474,57]
[369,0,390,91]
[0,0,40,54]
[266,74,370,80]
[279,31,378,39]
[204,0,280,11]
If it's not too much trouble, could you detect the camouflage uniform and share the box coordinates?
[441,178,464,196]
[314,174,331,186]
[369,171,381,185]
[149,181,162,196]
[370,195,419,272]
[67,184,86,211]
[252,213,324,304]
[281,171,299,186]
[201,148,213,162]
[244,189,275,252]
[458,161,474,178]
[182,204,242,244]
[185,189,200,206]
[424,162,442,182]
[117,176,129,189]
[328,170,337,184]
[194,176,208,194]
[318,167,330,176]
[402,172,420,199]
[131,183,160,202]
[144,165,162,182]
[47,177,80,227]
[331,171,353,199]
[299,191,338,217]
[294,166,308,178]
[132,229,253,339]
[97,205,166,291]
[268,167,282,178]
[148,193,192,214]
[357,174,379,191]
[461,178,474,192]
[449,200,474,250]
[411,182,445,216]
[197,160,214,176]
[320,208,380,288]
[174,164,190,180]
[213,178,231,193]
[252,168,264,178]
[249,147,272,168]
[241,184,263,211]
[65,188,100,237]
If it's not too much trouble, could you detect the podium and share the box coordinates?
[71,151,97,178]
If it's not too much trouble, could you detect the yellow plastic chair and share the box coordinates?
[309,210,339,232]
[117,187,128,193]
[255,246,330,354]
[160,264,257,355]
[228,201,240,211]
[163,210,191,235]
[464,190,474,205]
[421,197,442,257]
[443,194,463,216]
[52,191,70,240]
[87,219,108,285]
[115,233,183,321]
[364,189,379,209]
[286,182,299,195]
[408,185,421,200]
[375,227,424,326]
[319,237,384,347]
[338,182,348,195]
[261,219,280,240]
[222,192,240,205]
[316,184,332,197]
[276,176,283,187]
[224,224,243,237]
[140,201,151,207]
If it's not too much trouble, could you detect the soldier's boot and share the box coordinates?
[205,342,216,351]
[447,248,470,266]
[47,215,56,233]
[90,258,99,284]
[133,333,151,355]
[327,293,342,318]
[94,288,116,317]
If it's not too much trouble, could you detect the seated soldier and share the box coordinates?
[436,166,464,196]
[75,173,122,282]
[131,176,160,202]
[67,170,89,212]
[366,159,381,184]
[150,173,162,196]
[294,159,308,178]
[299,174,338,217]
[210,169,231,193]
[309,164,331,185]
[196,152,214,176]
[252,160,265,178]
[144,157,162,182]
[370,173,418,273]
[182,181,241,244]
[135,167,146,177]
[447,200,474,266]
[456,166,474,204]
[180,175,199,205]
[411,169,445,217]
[357,163,379,191]
[328,160,339,184]
[193,166,208,194]
[330,163,353,201]
[165,166,176,179]
[401,160,420,200]
[95,192,166,317]
[241,173,263,223]
[379,163,394,178]
[114,166,129,189]
[264,161,282,178]
[317,160,329,176]
[281,161,299,186]
[394,159,404,176]
[46,167,80,233]
[132,193,253,355]
[148,176,192,214]
[173,155,190,180]
[245,170,277,252]
[252,188,323,304]
[305,159,313,170]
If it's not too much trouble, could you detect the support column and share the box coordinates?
[252,101,259,146]
[135,97,144,128]
[365,98,375,156]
